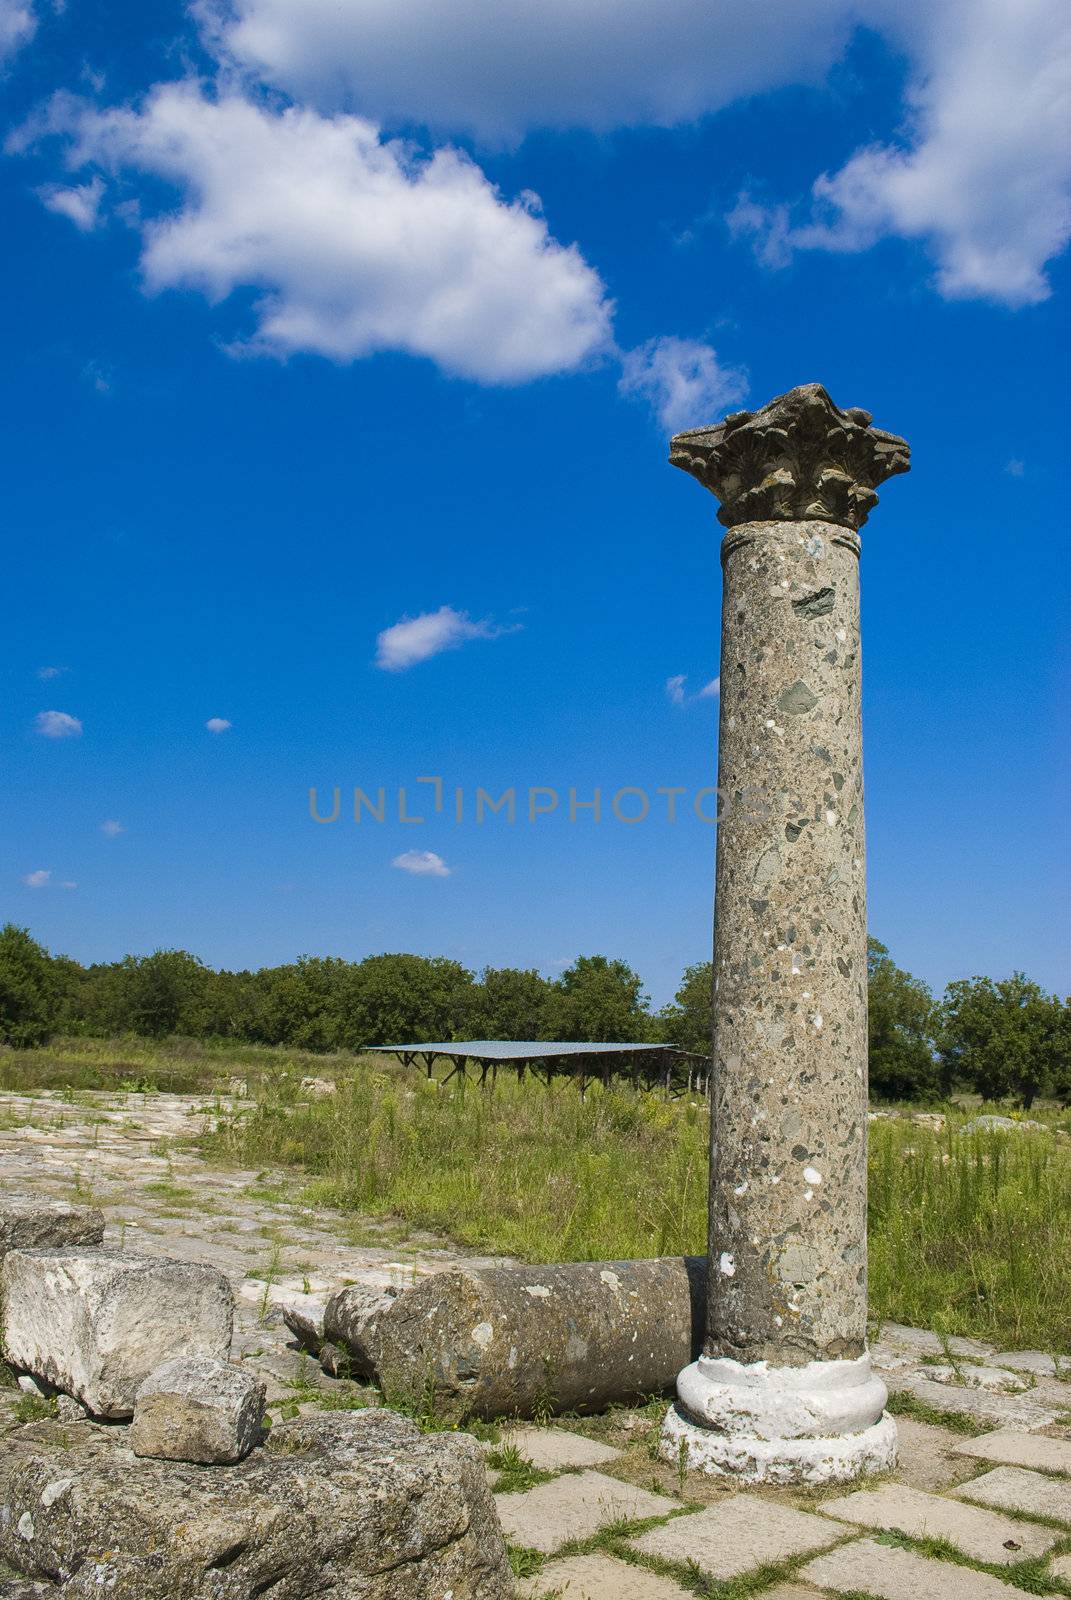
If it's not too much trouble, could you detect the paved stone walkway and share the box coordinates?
[2,1089,1071,1597]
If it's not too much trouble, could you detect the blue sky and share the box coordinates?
[2,0,1069,1008]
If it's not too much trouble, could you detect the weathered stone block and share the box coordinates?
[0,1409,512,1598]
[498,1425,621,1470]
[321,1282,401,1377]
[1,1248,234,1417]
[0,1196,104,1261]
[955,1465,1071,1523]
[953,1428,1071,1475]
[518,1554,691,1598]
[131,1355,266,1464]
[343,1258,706,1419]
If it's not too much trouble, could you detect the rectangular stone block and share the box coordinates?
[131,1355,266,1464]
[955,1465,1071,1523]
[630,1498,842,1580]
[801,1536,1040,1598]
[953,1429,1071,1475]
[2,1248,234,1417]
[820,1481,1057,1564]
[0,1196,104,1260]
[0,1409,513,1599]
[501,1426,622,1471]
[517,1554,691,1598]
[494,1470,677,1554]
[892,1416,978,1491]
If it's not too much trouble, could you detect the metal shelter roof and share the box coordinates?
[373,1040,690,1060]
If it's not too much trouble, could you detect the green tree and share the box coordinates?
[474,967,551,1039]
[543,955,651,1042]
[0,924,62,1046]
[938,973,1069,1108]
[336,954,477,1049]
[658,961,713,1055]
[867,937,939,1101]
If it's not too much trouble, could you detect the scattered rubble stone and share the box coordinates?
[0,1408,513,1598]
[2,1248,234,1417]
[0,1196,104,1261]
[281,1299,327,1354]
[131,1355,266,1464]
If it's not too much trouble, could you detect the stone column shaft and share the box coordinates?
[660,383,910,1485]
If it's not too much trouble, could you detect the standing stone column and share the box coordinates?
[661,384,910,1484]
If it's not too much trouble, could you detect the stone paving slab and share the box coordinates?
[993,1351,1062,1377]
[953,1429,1071,1475]
[892,1416,979,1491]
[759,1588,825,1600]
[517,1553,691,1598]
[800,1536,1040,1598]
[955,1465,1071,1523]
[494,1471,678,1555]
[503,1427,622,1471]
[1052,1554,1071,1580]
[629,1498,842,1581]
[820,1481,1057,1564]
[884,1373,1057,1429]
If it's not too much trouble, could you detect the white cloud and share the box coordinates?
[36,664,65,680]
[619,337,746,433]
[205,716,232,732]
[392,849,451,877]
[37,175,104,230]
[375,604,519,671]
[100,819,124,836]
[199,0,854,143]
[0,0,34,63]
[60,880,77,890]
[26,82,612,384]
[730,0,1071,306]
[667,673,719,706]
[22,869,50,887]
[35,709,82,738]
[201,0,1071,307]
[1005,458,1025,477]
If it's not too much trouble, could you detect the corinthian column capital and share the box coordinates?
[670,381,910,531]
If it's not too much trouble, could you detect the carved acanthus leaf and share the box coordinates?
[670,383,910,530]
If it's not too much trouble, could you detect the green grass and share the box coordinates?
[5,1038,1071,1353]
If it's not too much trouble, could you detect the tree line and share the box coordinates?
[0,923,1068,1107]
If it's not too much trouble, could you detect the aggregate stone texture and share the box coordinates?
[494,1471,677,1555]
[131,1354,266,1464]
[954,1430,1071,1475]
[629,1497,843,1578]
[2,1247,234,1418]
[1052,1554,1071,1580]
[801,1537,1040,1597]
[704,516,872,1366]
[0,1409,513,1599]
[0,1196,104,1260]
[517,1554,692,1598]
[820,1481,1058,1565]
[955,1465,1071,1523]
[501,1426,622,1470]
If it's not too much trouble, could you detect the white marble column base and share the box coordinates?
[659,1352,898,1485]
